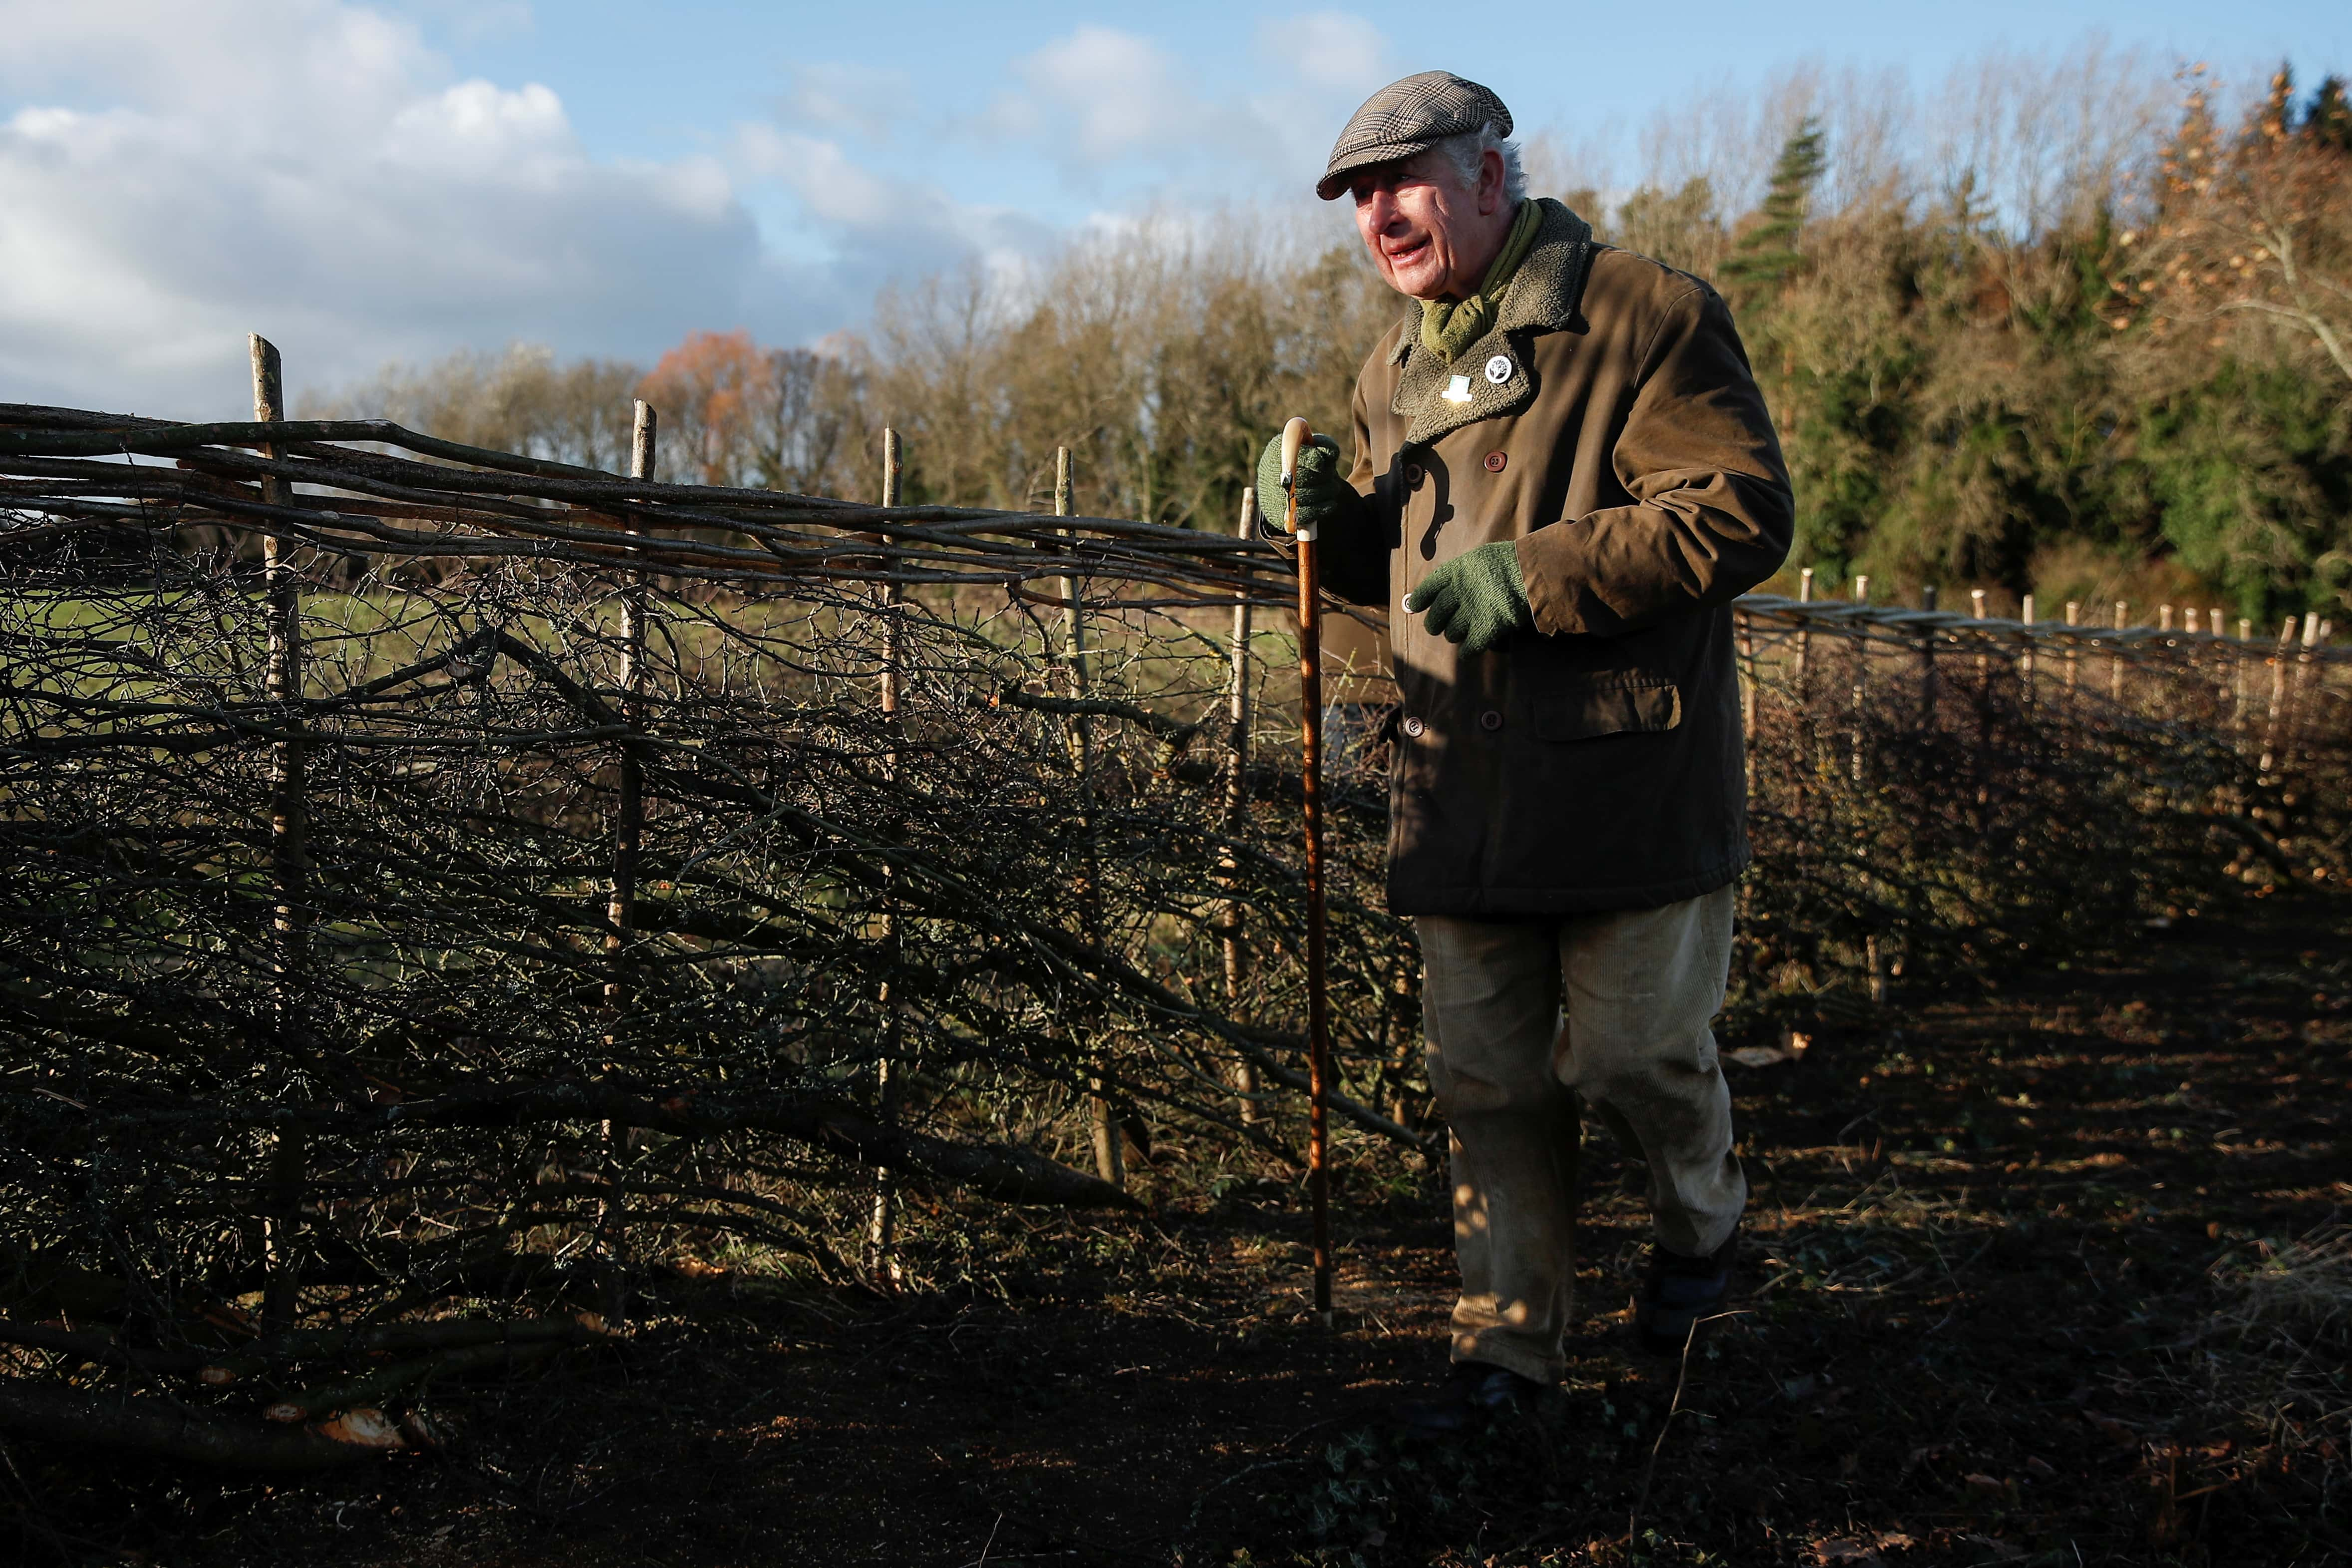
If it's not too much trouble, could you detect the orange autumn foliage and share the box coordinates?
[637,328,848,492]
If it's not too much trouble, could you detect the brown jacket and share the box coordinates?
[1323,198,1792,916]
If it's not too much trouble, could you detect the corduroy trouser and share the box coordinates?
[1417,884,1746,1385]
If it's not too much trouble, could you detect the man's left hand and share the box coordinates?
[1407,540,1533,653]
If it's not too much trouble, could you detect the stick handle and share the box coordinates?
[1280,417,1318,542]
[1285,418,1333,1323]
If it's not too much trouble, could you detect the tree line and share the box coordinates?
[305,57,2352,623]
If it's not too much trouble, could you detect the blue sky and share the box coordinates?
[2,0,2345,416]
[440,1,2349,251]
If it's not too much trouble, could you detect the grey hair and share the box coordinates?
[1433,122,1526,203]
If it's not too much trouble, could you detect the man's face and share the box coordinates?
[1349,147,1506,301]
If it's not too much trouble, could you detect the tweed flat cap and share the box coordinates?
[1317,70,1513,201]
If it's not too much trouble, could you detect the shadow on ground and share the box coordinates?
[6,897,2347,1567]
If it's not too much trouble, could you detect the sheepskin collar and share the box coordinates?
[1387,197,1598,448]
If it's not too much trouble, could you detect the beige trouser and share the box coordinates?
[1418,884,1746,1384]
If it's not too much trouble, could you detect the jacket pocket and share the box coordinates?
[1530,674,1682,741]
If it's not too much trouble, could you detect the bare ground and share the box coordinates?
[6,894,2347,1567]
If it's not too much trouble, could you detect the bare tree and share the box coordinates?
[2132,66,2352,386]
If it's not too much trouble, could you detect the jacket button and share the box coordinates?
[1402,715,1426,738]
[1404,462,1424,488]
[1483,451,1507,474]
[1478,709,1503,732]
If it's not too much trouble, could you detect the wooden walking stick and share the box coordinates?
[1280,417,1335,1326]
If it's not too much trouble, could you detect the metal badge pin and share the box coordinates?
[1442,373,1473,404]
[1484,355,1512,385]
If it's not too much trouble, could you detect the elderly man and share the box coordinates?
[1257,71,1793,1431]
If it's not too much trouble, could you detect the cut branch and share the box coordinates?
[0,1380,420,1469]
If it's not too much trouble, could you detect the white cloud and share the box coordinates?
[971,15,1401,194]
[782,62,915,141]
[0,0,898,416]
[733,124,897,227]
[1257,11,1391,97]
[383,79,574,175]
[0,4,1395,415]
[726,117,1065,314]
[1014,25,1197,166]
[1242,12,1408,190]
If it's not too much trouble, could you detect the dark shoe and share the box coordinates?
[1393,1359,1550,1435]
[1637,1230,1738,1355]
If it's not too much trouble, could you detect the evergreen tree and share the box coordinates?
[2303,74,2352,152]
[1719,118,1827,299]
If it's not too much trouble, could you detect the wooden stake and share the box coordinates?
[1917,584,1938,729]
[1057,447,1122,1191]
[868,427,912,1280]
[2156,607,2173,735]
[1844,586,1882,972]
[1057,447,1095,779]
[2020,593,2037,706]
[1221,488,1259,1124]
[1783,567,1814,865]
[2111,601,2128,703]
[2063,600,2080,707]
[2259,616,2295,775]
[251,334,307,1340]
[1849,576,1870,785]
[1792,567,1813,700]
[2199,606,2224,731]
[1970,588,1989,690]
[1738,613,1757,741]
[605,401,654,1005]
[2288,612,2321,772]
[1968,590,1992,805]
[2234,616,2252,749]
[600,398,655,1325]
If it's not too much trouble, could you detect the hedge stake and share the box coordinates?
[1280,417,1334,1327]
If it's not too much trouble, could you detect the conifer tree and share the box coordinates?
[2304,74,2352,152]
[1720,117,1827,299]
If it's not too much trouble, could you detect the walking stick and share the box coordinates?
[1279,417,1335,1326]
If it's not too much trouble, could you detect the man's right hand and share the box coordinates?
[1255,431,1348,533]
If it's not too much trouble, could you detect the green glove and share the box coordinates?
[1407,540,1533,654]
[1254,431,1349,533]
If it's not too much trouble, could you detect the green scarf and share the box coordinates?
[1419,199,1543,364]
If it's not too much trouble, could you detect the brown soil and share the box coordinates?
[7,896,2347,1567]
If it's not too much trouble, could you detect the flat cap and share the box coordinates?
[1317,70,1512,201]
